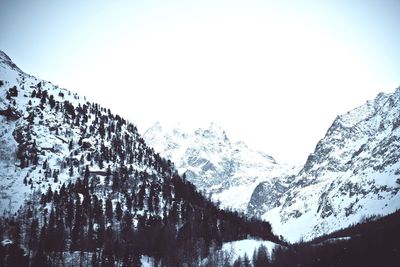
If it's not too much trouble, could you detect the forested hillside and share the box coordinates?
[258,210,400,267]
[0,50,279,266]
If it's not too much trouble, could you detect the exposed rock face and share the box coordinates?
[248,87,400,242]
[143,122,297,211]
[248,178,292,217]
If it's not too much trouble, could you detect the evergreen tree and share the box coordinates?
[69,165,73,176]
[28,218,39,257]
[243,253,251,267]
[105,198,113,223]
[86,219,95,252]
[253,244,269,267]
[10,220,22,247]
[84,165,90,179]
[233,256,242,267]
[115,201,123,222]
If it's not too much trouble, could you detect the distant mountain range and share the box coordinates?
[143,122,298,212]
[144,87,400,242]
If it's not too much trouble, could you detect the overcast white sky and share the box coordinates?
[1,0,399,164]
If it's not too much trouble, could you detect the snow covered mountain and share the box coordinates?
[143,122,297,212]
[0,51,90,213]
[3,46,399,261]
[0,50,279,265]
[249,88,400,242]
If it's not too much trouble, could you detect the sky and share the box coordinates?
[0,0,399,164]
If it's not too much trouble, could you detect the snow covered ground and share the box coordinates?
[221,239,278,264]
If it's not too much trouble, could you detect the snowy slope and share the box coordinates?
[0,50,154,214]
[0,50,282,267]
[0,51,85,212]
[249,87,400,242]
[143,122,298,211]
[221,239,277,262]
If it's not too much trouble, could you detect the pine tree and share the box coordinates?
[115,201,123,222]
[253,244,269,267]
[10,219,22,247]
[84,165,90,179]
[45,186,53,202]
[233,256,242,267]
[28,218,39,257]
[121,211,134,247]
[42,159,47,169]
[243,253,251,267]
[105,198,113,223]
[66,198,74,229]
[86,219,95,252]
[69,165,74,176]
[112,171,120,191]
[55,217,65,253]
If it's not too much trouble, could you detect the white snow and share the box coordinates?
[221,239,278,263]
[143,122,297,212]
[0,50,151,214]
[258,86,400,242]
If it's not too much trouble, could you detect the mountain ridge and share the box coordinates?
[143,121,296,212]
[249,85,400,242]
[0,50,279,266]
[141,83,400,243]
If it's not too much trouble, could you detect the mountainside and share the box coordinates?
[0,50,279,266]
[249,87,400,242]
[143,122,297,212]
[272,209,400,267]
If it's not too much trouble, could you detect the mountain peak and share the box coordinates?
[0,50,22,73]
[194,122,229,142]
[143,121,290,211]
[250,85,400,242]
[0,50,10,61]
[0,51,279,265]
[145,121,163,134]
